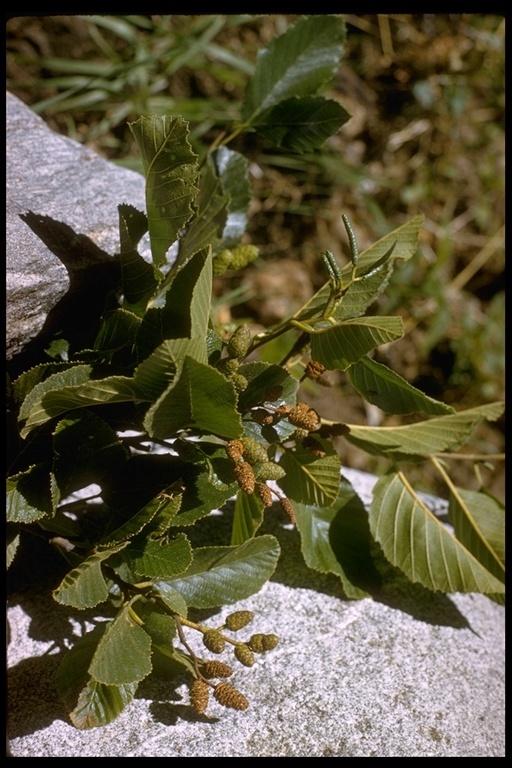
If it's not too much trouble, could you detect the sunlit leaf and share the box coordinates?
[348,356,454,415]
[53,542,129,609]
[242,15,345,124]
[294,215,424,324]
[253,96,350,152]
[55,623,138,730]
[448,487,505,584]
[369,471,505,594]
[346,402,505,458]
[120,532,192,579]
[144,355,243,439]
[88,598,153,685]
[7,464,55,523]
[278,439,341,507]
[159,535,281,608]
[310,316,404,371]
[231,489,265,545]
[6,526,20,568]
[128,115,198,267]
[211,146,251,248]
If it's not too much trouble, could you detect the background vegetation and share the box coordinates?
[6,13,505,501]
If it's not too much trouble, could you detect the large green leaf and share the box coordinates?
[55,623,138,730]
[448,488,505,584]
[131,340,178,401]
[277,438,341,507]
[231,489,265,545]
[88,598,153,685]
[211,146,251,248]
[369,471,505,594]
[11,361,74,406]
[242,15,345,124]
[70,679,138,731]
[19,364,93,436]
[170,164,228,276]
[294,215,424,324]
[6,463,56,523]
[253,96,350,152]
[128,115,198,267]
[348,356,454,415]
[53,542,129,609]
[293,481,380,599]
[144,355,243,440]
[158,534,281,608]
[135,248,211,358]
[310,316,404,371]
[120,532,192,579]
[346,402,505,458]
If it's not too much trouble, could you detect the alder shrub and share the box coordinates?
[7,16,504,728]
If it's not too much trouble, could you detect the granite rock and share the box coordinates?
[6,91,146,362]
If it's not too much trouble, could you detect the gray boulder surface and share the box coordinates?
[7,469,505,757]
[6,91,146,365]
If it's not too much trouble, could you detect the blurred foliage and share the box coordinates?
[6,13,504,499]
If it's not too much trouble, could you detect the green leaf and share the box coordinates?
[128,115,198,267]
[100,485,183,546]
[152,584,189,617]
[120,532,192,579]
[55,623,138,730]
[88,598,153,685]
[133,598,177,647]
[253,96,350,152]
[346,402,505,458]
[7,463,55,522]
[135,248,211,358]
[53,542,129,609]
[294,215,424,324]
[11,361,75,405]
[158,534,281,608]
[170,442,239,527]
[293,481,379,599]
[131,340,178,401]
[170,164,228,275]
[237,361,299,411]
[71,680,139,730]
[211,146,251,248]
[278,438,341,507]
[231,489,265,545]
[242,15,345,124]
[144,355,243,440]
[369,471,505,594]
[19,364,93,436]
[93,309,142,363]
[118,205,158,315]
[310,316,404,371]
[448,488,505,584]
[237,361,300,444]
[348,356,455,415]
[6,525,20,568]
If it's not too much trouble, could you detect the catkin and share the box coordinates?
[214,682,249,710]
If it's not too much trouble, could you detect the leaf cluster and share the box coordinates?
[7,16,504,729]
